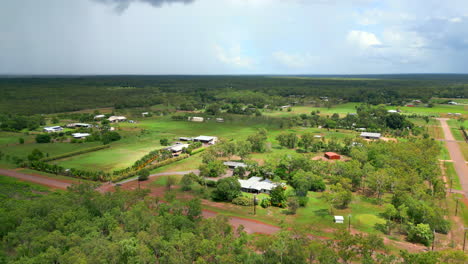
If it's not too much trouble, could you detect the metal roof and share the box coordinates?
[239,177,277,192]
[223,161,247,168]
[194,135,217,141]
[360,132,381,138]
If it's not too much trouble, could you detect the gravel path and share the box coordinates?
[438,118,468,197]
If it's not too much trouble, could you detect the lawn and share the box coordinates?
[438,141,451,160]
[0,140,102,167]
[447,119,466,141]
[263,103,468,118]
[459,142,468,161]
[0,175,50,201]
[445,162,462,191]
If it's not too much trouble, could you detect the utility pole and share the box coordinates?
[253,195,257,215]
[348,214,352,232]
[432,230,435,251]
[456,198,460,216]
[464,228,468,251]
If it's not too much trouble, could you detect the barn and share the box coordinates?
[324,152,340,160]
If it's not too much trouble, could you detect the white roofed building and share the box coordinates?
[224,161,247,169]
[193,136,218,145]
[108,116,127,123]
[238,177,280,194]
[94,114,105,119]
[360,132,381,139]
[72,133,91,139]
[43,126,63,133]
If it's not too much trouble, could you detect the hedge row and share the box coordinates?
[40,145,111,162]
[112,154,190,182]
[462,129,468,142]
[190,147,206,155]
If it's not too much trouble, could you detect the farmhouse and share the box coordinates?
[108,116,127,123]
[324,152,340,160]
[166,143,190,156]
[223,161,247,169]
[238,177,278,194]
[360,132,381,140]
[142,112,149,117]
[94,114,105,119]
[189,117,204,122]
[72,133,91,139]
[67,123,92,128]
[193,136,218,145]
[43,126,63,133]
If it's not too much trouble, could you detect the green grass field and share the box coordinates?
[438,141,451,160]
[0,175,50,201]
[263,102,467,118]
[445,162,462,190]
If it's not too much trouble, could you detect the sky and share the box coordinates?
[1,0,468,75]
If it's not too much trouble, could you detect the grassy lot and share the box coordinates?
[263,103,468,118]
[459,142,468,161]
[408,118,443,139]
[438,141,451,161]
[447,119,466,141]
[0,175,50,201]
[0,140,102,167]
[445,162,462,191]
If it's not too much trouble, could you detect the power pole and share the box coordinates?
[432,230,435,251]
[348,215,351,232]
[456,199,459,216]
[253,195,257,215]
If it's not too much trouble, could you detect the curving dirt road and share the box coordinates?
[438,118,468,197]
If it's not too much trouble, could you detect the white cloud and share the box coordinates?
[214,44,254,68]
[449,17,462,23]
[272,51,316,68]
[346,30,382,49]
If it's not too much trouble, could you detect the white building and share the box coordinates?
[108,116,127,123]
[448,101,458,105]
[387,110,398,113]
[223,161,247,169]
[72,133,91,139]
[189,117,204,122]
[238,177,279,194]
[43,126,63,133]
[360,132,381,139]
[66,123,92,128]
[216,118,225,123]
[166,143,190,155]
[94,114,106,119]
[193,135,218,145]
[334,216,344,224]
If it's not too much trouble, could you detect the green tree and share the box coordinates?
[27,149,44,161]
[212,177,241,201]
[18,137,24,144]
[159,138,170,146]
[407,223,434,246]
[270,185,287,208]
[138,169,150,181]
[35,134,51,143]
[199,160,226,178]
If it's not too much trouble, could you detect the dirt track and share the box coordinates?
[0,169,72,189]
[438,118,468,197]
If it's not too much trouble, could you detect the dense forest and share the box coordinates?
[0,75,467,115]
[1,179,466,264]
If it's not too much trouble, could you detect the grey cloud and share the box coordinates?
[94,0,196,12]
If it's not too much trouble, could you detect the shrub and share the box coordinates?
[297,196,309,207]
[232,196,253,206]
[407,223,434,246]
[35,134,51,143]
[260,198,271,208]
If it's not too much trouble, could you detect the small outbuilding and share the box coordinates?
[94,114,105,119]
[360,132,381,140]
[43,126,63,133]
[72,133,91,139]
[179,137,193,141]
[216,118,224,123]
[223,161,248,169]
[108,116,127,123]
[189,117,204,122]
[324,152,340,160]
[334,216,344,224]
[193,135,218,145]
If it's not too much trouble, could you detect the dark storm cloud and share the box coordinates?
[94,0,196,12]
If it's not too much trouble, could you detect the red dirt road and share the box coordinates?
[0,169,72,189]
[438,118,468,197]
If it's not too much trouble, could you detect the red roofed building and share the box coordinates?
[324,152,341,160]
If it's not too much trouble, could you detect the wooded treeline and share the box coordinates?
[0,75,467,114]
